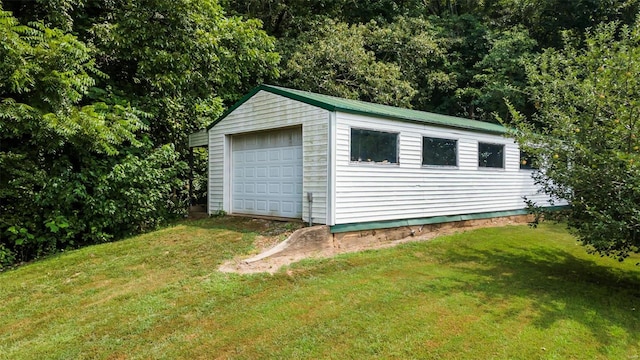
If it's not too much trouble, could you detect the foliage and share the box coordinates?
[273,11,537,120]
[0,9,143,155]
[507,20,640,260]
[280,19,416,107]
[0,7,148,266]
[368,16,455,112]
[222,0,429,36]
[456,26,537,121]
[83,0,279,145]
[490,0,640,48]
[0,1,279,268]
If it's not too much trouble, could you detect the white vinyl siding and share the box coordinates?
[188,130,208,147]
[208,91,329,224]
[333,112,551,224]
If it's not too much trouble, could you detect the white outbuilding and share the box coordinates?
[202,84,553,233]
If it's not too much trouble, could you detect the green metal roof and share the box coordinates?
[207,84,507,134]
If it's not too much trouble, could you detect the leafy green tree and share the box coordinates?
[0,0,280,268]
[428,14,492,117]
[280,19,416,107]
[1,0,83,31]
[0,7,145,265]
[83,0,279,145]
[490,0,640,48]
[223,0,429,37]
[508,20,640,260]
[457,26,537,121]
[368,16,455,112]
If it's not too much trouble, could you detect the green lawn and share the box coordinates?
[1,217,639,359]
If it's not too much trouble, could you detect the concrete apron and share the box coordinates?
[218,214,533,274]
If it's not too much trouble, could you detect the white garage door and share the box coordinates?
[232,128,303,218]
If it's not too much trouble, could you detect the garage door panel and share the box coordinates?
[243,200,255,210]
[256,183,267,194]
[269,167,280,178]
[282,202,294,213]
[282,183,295,194]
[269,150,280,161]
[268,183,280,194]
[233,199,243,209]
[256,167,268,178]
[282,148,295,160]
[282,166,294,178]
[232,128,303,218]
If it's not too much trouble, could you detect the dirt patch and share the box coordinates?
[219,215,534,274]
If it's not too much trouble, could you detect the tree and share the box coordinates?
[222,0,429,37]
[0,1,280,268]
[508,20,640,260]
[0,7,145,265]
[490,0,640,49]
[457,26,537,121]
[280,19,416,107]
[368,16,455,112]
[81,0,279,145]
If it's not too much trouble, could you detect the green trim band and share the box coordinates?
[329,206,568,233]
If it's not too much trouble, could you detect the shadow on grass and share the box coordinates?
[437,243,640,354]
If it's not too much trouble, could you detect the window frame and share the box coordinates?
[421,136,459,168]
[477,142,505,169]
[349,127,400,165]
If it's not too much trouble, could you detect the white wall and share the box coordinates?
[188,130,208,147]
[333,112,552,225]
[208,90,330,224]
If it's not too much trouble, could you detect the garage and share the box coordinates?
[231,127,303,218]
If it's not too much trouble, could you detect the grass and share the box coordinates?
[0,217,639,360]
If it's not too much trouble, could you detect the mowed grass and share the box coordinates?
[1,218,639,360]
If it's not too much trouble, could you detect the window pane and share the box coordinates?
[350,129,398,164]
[478,143,504,168]
[423,137,457,166]
[519,151,536,170]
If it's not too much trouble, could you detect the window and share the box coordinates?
[519,151,537,170]
[350,128,398,164]
[423,137,457,166]
[478,143,504,168]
